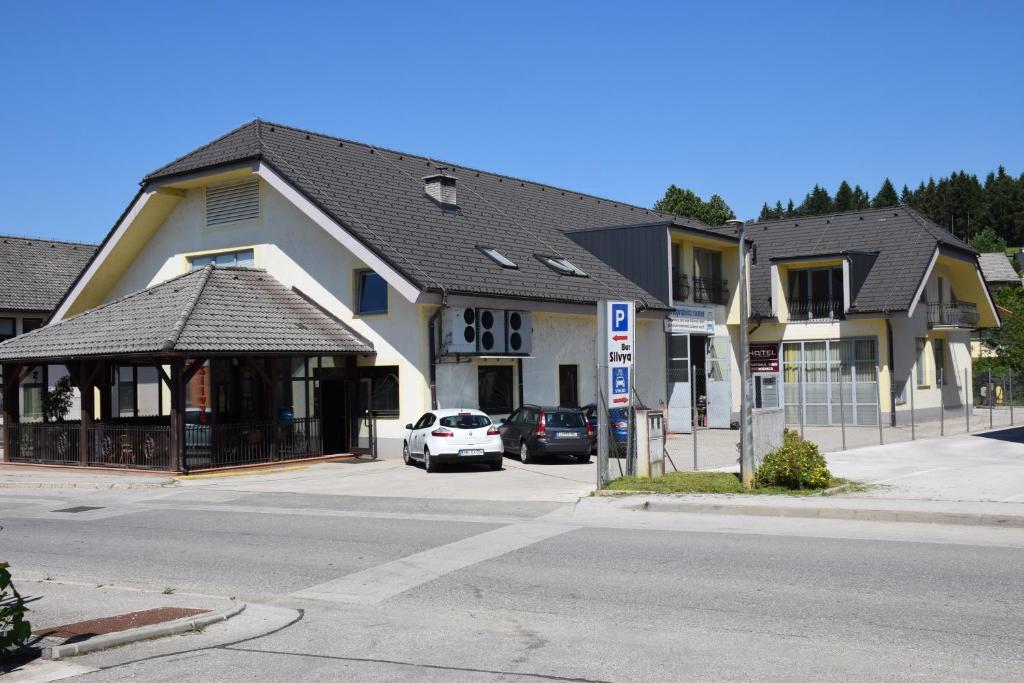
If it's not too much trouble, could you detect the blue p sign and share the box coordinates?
[611,303,628,332]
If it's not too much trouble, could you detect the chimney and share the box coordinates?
[424,170,457,207]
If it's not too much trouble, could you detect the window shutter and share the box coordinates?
[206,179,259,226]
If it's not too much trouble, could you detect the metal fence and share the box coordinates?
[184,417,322,470]
[6,422,173,470]
[662,365,1023,472]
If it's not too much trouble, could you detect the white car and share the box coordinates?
[403,408,504,472]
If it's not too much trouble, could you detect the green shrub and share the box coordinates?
[1,562,32,654]
[756,429,832,490]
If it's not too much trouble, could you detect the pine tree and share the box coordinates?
[798,184,834,216]
[872,178,899,208]
[834,181,855,212]
[853,185,871,209]
[785,199,796,218]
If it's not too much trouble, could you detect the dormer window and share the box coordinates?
[538,255,588,277]
[788,266,843,320]
[478,246,518,269]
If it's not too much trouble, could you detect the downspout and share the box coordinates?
[885,310,896,427]
[428,305,444,410]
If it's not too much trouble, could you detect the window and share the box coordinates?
[206,178,259,226]
[355,270,388,315]
[189,249,255,271]
[545,411,586,428]
[440,414,492,429]
[537,255,588,277]
[478,246,518,269]
[667,334,689,383]
[933,338,946,385]
[413,413,436,430]
[788,267,843,319]
[754,376,779,409]
[22,318,44,333]
[558,364,579,408]
[694,249,722,282]
[0,318,15,341]
[916,338,928,387]
[359,365,400,416]
[478,365,514,414]
[20,366,45,423]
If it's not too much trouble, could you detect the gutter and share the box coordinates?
[427,306,445,409]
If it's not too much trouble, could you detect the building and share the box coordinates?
[0,120,688,471]
[977,252,1021,290]
[739,208,999,425]
[0,236,96,422]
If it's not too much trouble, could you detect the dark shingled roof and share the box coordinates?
[718,207,977,317]
[143,120,685,309]
[0,236,96,312]
[0,266,373,362]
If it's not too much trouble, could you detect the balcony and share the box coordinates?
[928,302,979,329]
[672,273,690,302]
[693,277,729,305]
[788,299,844,321]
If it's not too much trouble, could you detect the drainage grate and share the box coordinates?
[51,506,105,514]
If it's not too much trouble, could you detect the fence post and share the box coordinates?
[838,361,846,451]
[939,368,945,436]
[965,367,970,433]
[909,377,915,441]
[875,365,883,445]
[1010,373,1015,426]
[691,364,698,471]
[988,370,994,430]
[798,360,805,440]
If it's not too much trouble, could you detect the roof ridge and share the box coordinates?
[162,264,215,351]
[0,234,97,248]
[256,120,663,217]
[743,205,909,228]
[144,119,261,180]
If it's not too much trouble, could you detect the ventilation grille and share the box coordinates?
[206,179,259,226]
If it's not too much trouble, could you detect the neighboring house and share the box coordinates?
[0,120,686,470]
[739,208,998,425]
[0,236,96,422]
[972,252,1021,359]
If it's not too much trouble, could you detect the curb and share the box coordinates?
[42,602,246,660]
[0,480,175,490]
[627,501,1024,528]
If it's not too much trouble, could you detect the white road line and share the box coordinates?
[291,517,576,605]
[134,502,533,526]
[1000,492,1024,502]
[871,467,948,484]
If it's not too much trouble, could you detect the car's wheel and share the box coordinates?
[576,453,591,463]
[424,447,438,473]
[519,441,533,465]
[489,460,503,471]
[403,442,414,466]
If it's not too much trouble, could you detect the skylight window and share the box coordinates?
[478,246,518,269]
[537,255,588,277]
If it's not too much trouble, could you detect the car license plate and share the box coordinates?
[556,432,577,438]
[459,449,484,456]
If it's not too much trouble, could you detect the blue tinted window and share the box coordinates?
[357,271,388,315]
[190,249,255,271]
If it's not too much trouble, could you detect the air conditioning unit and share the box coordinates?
[476,309,506,354]
[505,310,532,355]
[441,307,477,354]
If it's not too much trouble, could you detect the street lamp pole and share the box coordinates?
[728,218,754,489]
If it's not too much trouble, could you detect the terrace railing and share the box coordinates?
[184,417,323,470]
[928,302,979,328]
[788,299,844,321]
[693,277,729,305]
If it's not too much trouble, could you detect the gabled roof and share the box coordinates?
[977,253,1021,284]
[0,266,373,362]
[0,236,96,313]
[722,207,977,316]
[141,120,694,309]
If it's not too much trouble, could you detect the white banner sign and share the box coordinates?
[664,304,715,335]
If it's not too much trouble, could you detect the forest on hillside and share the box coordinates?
[654,166,1024,252]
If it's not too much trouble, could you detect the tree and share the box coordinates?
[798,184,833,216]
[853,185,871,209]
[970,226,1008,253]
[653,185,736,226]
[42,375,75,422]
[872,178,900,208]
[834,180,855,212]
[982,286,1024,371]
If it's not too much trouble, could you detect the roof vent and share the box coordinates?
[424,170,457,207]
[206,178,259,226]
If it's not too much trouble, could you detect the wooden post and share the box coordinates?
[79,360,96,466]
[169,358,185,473]
[2,363,21,463]
[267,357,281,461]
[99,360,112,421]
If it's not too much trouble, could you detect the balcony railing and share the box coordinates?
[928,302,979,328]
[789,299,844,321]
[672,273,690,302]
[693,277,729,305]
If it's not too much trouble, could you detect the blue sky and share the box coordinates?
[1,1,1021,242]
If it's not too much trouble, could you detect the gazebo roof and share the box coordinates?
[0,266,374,362]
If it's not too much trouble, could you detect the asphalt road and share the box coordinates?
[3,486,1024,681]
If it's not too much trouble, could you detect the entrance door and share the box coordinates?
[666,333,691,433]
[320,379,349,454]
[558,364,579,408]
[705,336,732,428]
[352,377,375,454]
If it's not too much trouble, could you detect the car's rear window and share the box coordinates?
[545,412,585,428]
[440,414,492,429]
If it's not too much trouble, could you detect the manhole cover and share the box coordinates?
[51,506,105,514]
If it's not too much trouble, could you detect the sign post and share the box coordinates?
[597,300,636,484]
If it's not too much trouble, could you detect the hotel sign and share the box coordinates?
[750,343,780,373]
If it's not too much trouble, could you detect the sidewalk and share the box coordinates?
[0,465,174,490]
